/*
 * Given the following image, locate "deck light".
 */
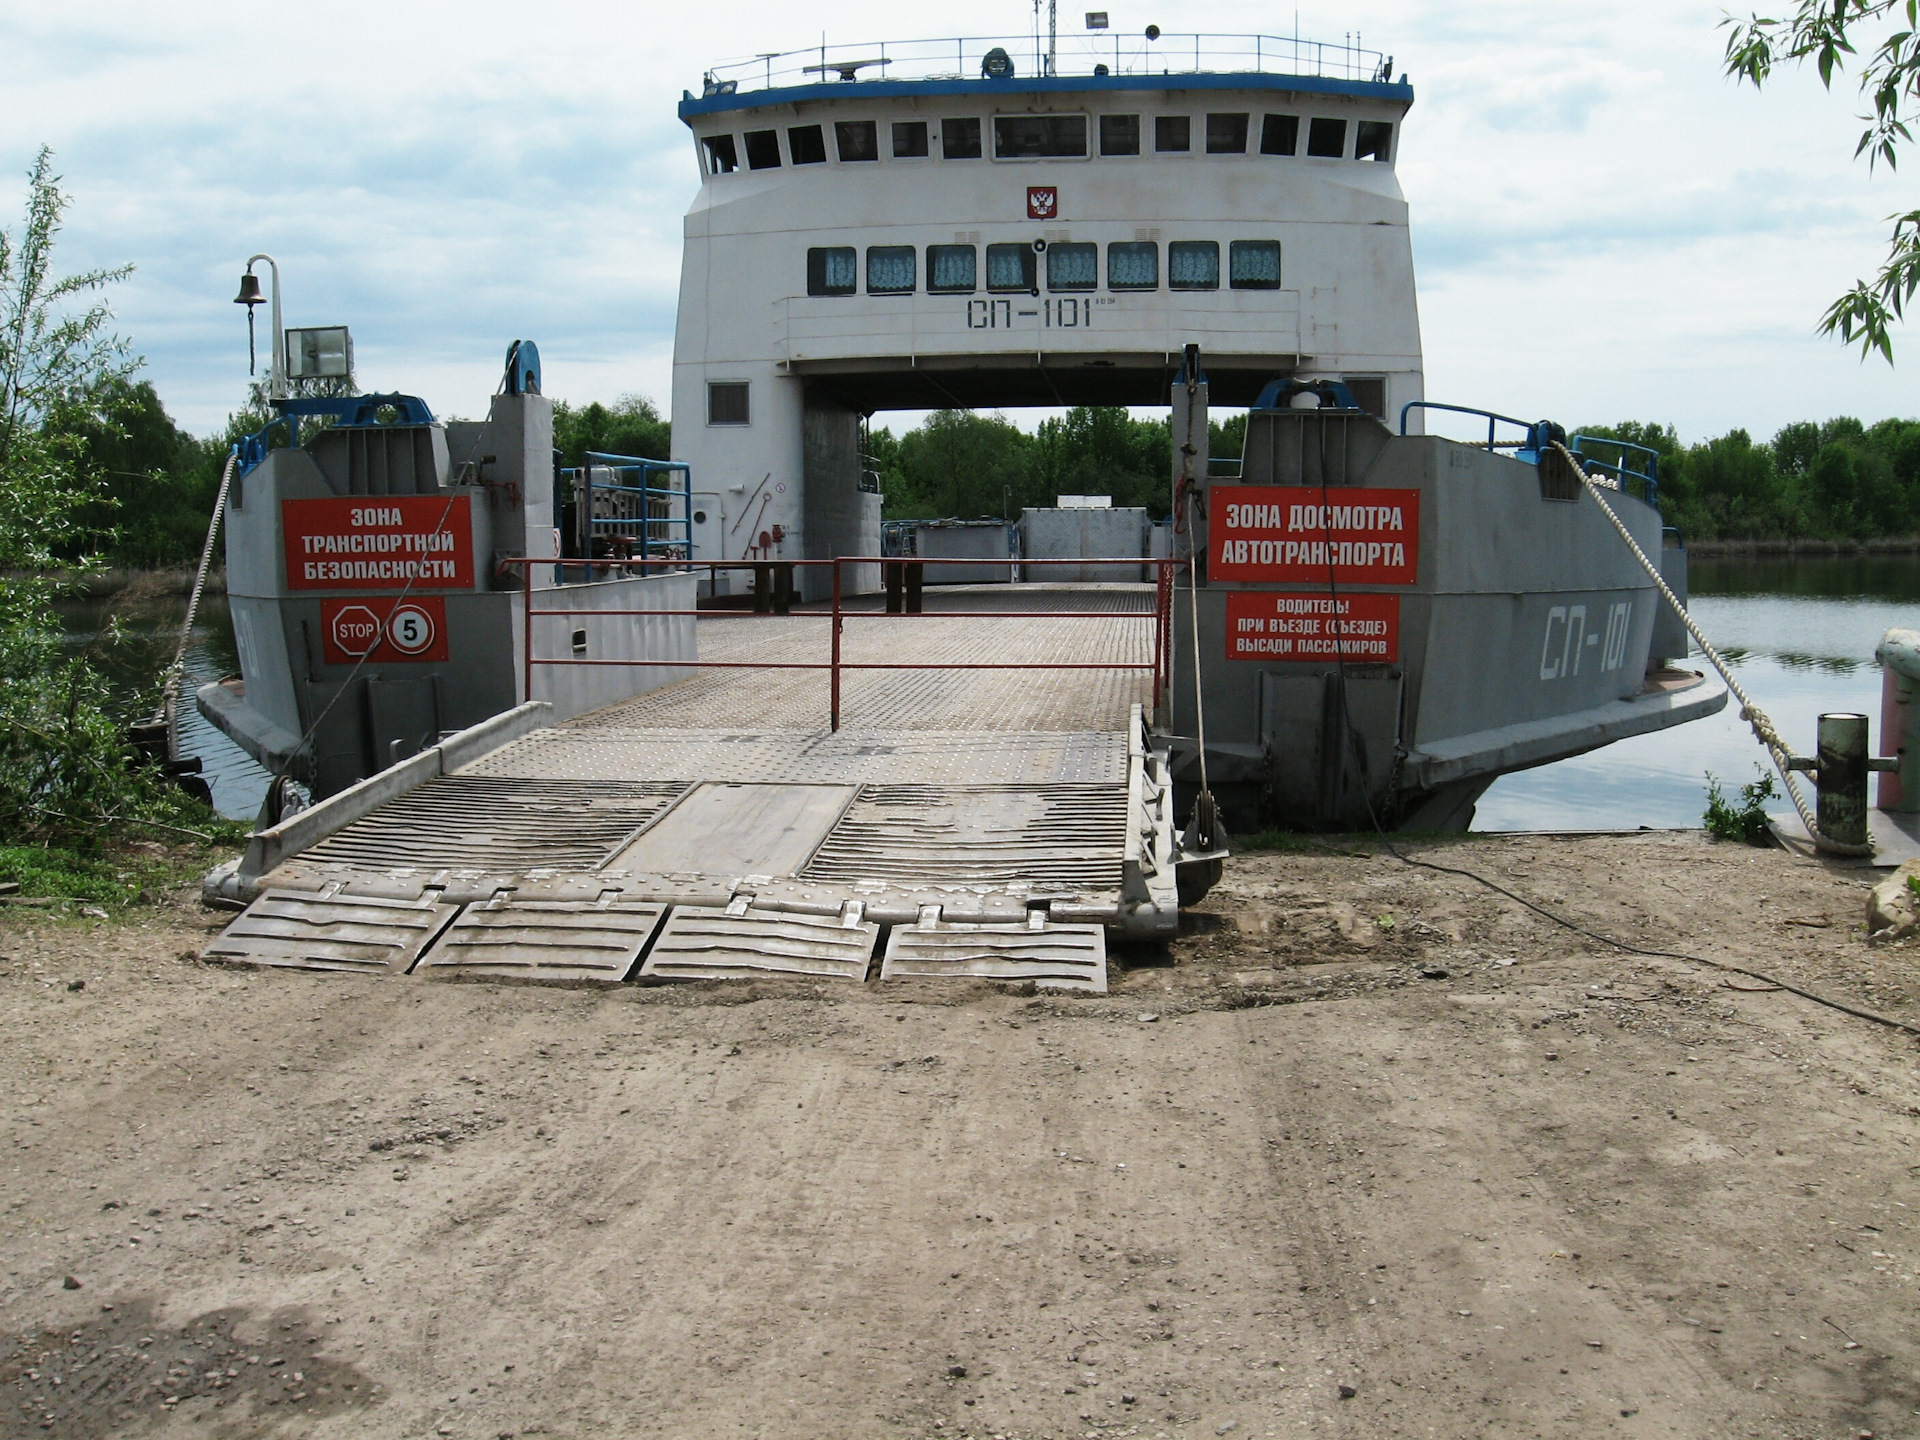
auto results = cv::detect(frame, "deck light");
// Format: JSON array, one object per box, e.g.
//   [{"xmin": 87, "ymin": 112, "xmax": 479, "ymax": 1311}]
[{"xmin": 1085, "ymin": 11, "xmax": 1108, "ymax": 27}]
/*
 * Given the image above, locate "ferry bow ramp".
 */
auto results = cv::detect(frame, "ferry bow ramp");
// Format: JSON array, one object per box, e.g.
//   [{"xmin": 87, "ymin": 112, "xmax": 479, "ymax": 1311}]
[{"xmin": 205, "ymin": 592, "xmax": 1186, "ymax": 989}]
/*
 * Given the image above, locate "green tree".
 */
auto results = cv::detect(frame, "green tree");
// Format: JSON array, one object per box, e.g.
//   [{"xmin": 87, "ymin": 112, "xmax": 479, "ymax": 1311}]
[
  {"xmin": 0, "ymin": 148, "xmax": 212, "ymax": 842},
  {"xmin": 887, "ymin": 409, "xmax": 1032, "ymax": 518},
  {"xmin": 1724, "ymin": 3, "xmax": 1920, "ymax": 360},
  {"xmin": 552, "ymin": 395, "xmax": 670, "ymax": 469}
]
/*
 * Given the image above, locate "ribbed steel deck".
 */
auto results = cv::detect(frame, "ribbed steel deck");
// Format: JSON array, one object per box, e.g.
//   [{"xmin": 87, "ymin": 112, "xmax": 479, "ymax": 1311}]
[{"xmin": 211, "ymin": 589, "xmax": 1183, "ymax": 987}]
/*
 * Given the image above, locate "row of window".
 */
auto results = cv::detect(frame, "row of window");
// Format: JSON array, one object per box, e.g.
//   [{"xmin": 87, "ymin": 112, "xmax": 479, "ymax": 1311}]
[
  {"xmin": 805, "ymin": 239, "xmax": 1281, "ymax": 297},
  {"xmin": 702, "ymin": 111, "xmax": 1392, "ymax": 175}
]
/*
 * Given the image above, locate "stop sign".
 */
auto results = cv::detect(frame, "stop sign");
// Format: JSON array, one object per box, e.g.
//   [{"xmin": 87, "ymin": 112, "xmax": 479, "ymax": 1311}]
[{"xmin": 329, "ymin": 603, "xmax": 383, "ymax": 657}]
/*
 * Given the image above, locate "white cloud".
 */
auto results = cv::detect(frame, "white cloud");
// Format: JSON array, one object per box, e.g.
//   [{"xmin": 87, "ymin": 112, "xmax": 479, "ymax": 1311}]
[{"xmin": 1, "ymin": 0, "xmax": 1914, "ymax": 440}]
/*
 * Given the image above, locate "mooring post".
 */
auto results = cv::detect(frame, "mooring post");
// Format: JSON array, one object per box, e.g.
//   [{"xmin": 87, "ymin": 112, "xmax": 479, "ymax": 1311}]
[{"xmin": 829, "ymin": 558, "xmax": 842, "ymax": 733}]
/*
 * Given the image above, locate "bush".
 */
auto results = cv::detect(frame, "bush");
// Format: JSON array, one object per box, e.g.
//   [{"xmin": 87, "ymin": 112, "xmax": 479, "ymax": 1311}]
[{"xmin": 1703, "ymin": 769, "xmax": 1778, "ymax": 845}]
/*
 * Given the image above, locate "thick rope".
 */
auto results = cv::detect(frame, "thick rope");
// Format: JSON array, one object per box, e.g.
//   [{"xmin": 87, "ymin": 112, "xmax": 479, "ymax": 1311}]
[
  {"xmin": 1552, "ymin": 440, "xmax": 1870, "ymax": 857},
  {"xmin": 150, "ymin": 449, "xmax": 237, "ymax": 731}
]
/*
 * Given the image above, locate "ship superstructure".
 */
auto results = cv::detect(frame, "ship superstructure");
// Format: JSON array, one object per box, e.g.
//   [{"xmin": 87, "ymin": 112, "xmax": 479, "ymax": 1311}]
[{"xmin": 672, "ymin": 32, "xmax": 1420, "ymax": 596}]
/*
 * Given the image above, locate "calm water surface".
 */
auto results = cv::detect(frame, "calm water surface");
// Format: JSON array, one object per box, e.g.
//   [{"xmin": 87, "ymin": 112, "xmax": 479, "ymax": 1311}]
[
  {"xmin": 56, "ymin": 590, "xmax": 269, "ymax": 821},
  {"xmin": 1474, "ymin": 556, "xmax": 1920, "ymax": 831}
]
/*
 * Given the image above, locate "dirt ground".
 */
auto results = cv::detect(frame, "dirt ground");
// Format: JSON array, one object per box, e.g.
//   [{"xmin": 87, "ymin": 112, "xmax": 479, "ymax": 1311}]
[{"xmin": 3, "ymin": 831, "xmax": 1919, "ymax": 1440}]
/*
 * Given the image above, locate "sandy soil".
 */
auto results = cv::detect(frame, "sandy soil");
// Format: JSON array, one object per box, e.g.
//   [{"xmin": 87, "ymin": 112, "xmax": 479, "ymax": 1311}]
[{"xmin": 3, "ymin": 831, "xmax": 1918, "ymax": 1440}]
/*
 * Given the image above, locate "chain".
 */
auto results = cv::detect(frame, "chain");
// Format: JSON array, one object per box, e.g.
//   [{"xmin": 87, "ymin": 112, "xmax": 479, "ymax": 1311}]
[{"xmin": 1550, "ymin": 440, "xmax": 1870, "ymax": 857}]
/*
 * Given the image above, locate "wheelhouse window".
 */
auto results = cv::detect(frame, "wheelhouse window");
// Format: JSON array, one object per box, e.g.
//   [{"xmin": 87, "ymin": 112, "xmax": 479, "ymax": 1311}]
[
  {"xmin": 1205, "ymin": 113, "xmax": 1249, "ymax": 154},
  {"xmin": 893, "ymin": 120, "xmax": 929, "ymax": 158},
  {"xmin": 986, "ymin": 243, "xmax": 1037, "ymax": 292},
  {"xmin": 1106, "ymin": 240, "xmax": 1158, "ymax": 291},
  {"xmin": 835, "ymin": 121, "xmax": 879, "ymax": 161},
  {"xmin": 1260, "ymin": 114, "xmax": 1298, "ymax": 156},
  {"xmin": 1046, "ymin": 242, "xmax": 1097, "ymax": 291},
  {"xmin": 788, "ymin": 124, "xmax": 827, "ymax": 165},
  {"xmin": 993, "ymin": 114, "xmax": 1088, "ymax": 158},
  {"xmin": 1306, "ymin": 117, "xmax": 1348, "ymax": 158},
  {"xmin": 701, "ymin": 135, "xmax": 738, "ymax": 175},
  {"xmin": 1099, "ymin": 114, "xmax": 1140, "ymax": 156},
  {"xmin": 1155, "ymin": 116, "xmax": 1190, "ymax": 153},
  {"xmin": 867, "ymin": 245, "xmax": 917, "ymax": 294},
  {"xmin": 1229, "ymin": 240, "xmax": 1281, "ymax": 289},
  {"xmin": 707, "ymin": 382, "xmax": 749, "ymax": 426},
  {"xmin": 1344, "ymin": 377, "xmax": 1387, "ymax": 418},
  {"xmin": 806, "ymin": 246, "xmax": 857, "ymax": 296},
  {"xmin": 928, "ymin": 244, "xmax": 978, "ymax": 293},
  {"xmin": 1168, "ymin": 240, "xmax": 1219, "ymax": 290},
  {"xmin": 943, "ymin": 118, "xmax": 983, "ymax": 159},
  {"xmin": 743, "ymin": 130, "xmax": 781, "ymax": 170},
  {"xmin": 1355, "ymin": 120, "xmax": 1394, "ymax": 162}
]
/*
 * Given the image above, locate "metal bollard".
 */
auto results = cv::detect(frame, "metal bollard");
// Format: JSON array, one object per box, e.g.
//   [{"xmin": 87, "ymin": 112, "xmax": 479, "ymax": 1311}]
[{"xmin": 1815, "ymin": 713, "xmax": 1872, "ymax": 848}]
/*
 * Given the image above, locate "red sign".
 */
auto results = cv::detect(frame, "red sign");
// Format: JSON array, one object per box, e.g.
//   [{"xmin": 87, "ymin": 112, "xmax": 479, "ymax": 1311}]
[
  {"xmin": 1027, "ymin": 185, "xmax": 1058, "ymax": 219},
  {"xmin": 320, "ymin": 596, "xmax": 449, "ymax": 665},
  {"xmin": 282, "ymin": 496, "xmax": 473, "ymax": 591},
  {"xmin": 1211, "ymin": 486, "xmax": 1419, "ymax": 585},
  {"xmin": 1225, "ymin": 591, "xmax": 1400, "ymax": 663}
]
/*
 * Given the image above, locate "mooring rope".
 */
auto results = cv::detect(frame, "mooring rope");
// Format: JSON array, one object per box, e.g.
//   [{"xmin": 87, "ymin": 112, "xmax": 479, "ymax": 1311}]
[
  {"xmin": 149, "ymin": 449, "xmax": 238, "ymax": 734},
  {"xmin": 1551, "ymin": 440, "xmax": 1870, "ymax": 857}
]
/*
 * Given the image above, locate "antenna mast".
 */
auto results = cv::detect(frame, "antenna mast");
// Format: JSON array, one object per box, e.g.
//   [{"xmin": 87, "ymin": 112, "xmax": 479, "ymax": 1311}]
[{"xmin": 1048, "ymin": 0, "xmax": 1057, "ymax": 75}]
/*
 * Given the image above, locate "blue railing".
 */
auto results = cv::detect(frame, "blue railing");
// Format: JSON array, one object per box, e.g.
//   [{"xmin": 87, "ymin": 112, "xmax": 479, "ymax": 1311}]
[
  {"xmin": 1399, "ymin": 402, "xmax": 1567, "ymax": 464},
  {"xmin": 571, "ymin": 452, "xmax": 694, "ymax": 568},
  {"xmin": 1572, "ymin": 434, "xmax": 1660, "ymax": 507}
]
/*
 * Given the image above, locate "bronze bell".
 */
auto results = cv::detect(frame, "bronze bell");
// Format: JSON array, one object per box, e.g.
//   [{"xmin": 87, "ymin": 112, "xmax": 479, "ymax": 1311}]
[{"xmin": 233, "ymin": 271, "xmax": 265, "ymax": 307}]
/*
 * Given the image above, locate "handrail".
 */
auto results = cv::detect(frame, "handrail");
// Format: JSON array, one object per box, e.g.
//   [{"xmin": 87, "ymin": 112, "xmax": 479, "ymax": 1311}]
[
  {"xmin": 499, "ymin": 554, "xmax": 1180, "ymax": 732},
  {"xmin": 1572, "ymin": 433, "xmax": 1660, "ymax": 508},
  {"xmin": 702, "ymin": 31, "xmax": 1391, "ymax": 95},
  {"xmin": 1399, "ymin": 400, "xmax": 1539, "ymax": 449}
]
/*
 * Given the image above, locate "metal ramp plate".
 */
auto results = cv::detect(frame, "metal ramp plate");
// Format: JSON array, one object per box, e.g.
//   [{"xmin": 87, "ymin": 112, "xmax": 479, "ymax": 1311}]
[
  {"xmin": 205, "ymin": 888, "xmax": 459, "ymax": 974},
  {"xmin": 639, "ymin": 905, "xmax": 878, "ymax": 982},
  {"xmin": 880, "ymin": 923, "xmax": 1108, "ymax": 993},
  {"xmin": 415, "ymin": 899, "xmax": 667, "ymax": 983}
]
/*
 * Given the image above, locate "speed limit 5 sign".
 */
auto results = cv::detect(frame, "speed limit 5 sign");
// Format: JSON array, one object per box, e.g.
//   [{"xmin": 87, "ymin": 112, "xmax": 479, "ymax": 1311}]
[{"xmin": 320, "ymin": 596, "xmax": 450, "ymax": 665}]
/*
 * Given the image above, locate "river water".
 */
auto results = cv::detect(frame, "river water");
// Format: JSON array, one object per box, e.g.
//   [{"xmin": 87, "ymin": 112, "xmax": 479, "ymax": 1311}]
[
  {"xmin": 1475, "ymin": 556, "xmax": 1920, "ymax": 831},
  {"xmin": 57, "ymin": 556, "xmax": 1920, "ymax": 829}
]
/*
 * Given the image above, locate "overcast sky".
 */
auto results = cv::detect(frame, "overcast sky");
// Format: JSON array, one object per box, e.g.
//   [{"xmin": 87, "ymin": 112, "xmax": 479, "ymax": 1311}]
[{"xmin": 2, "ymin": 0, "xmax": 1913, "ymax": 442}]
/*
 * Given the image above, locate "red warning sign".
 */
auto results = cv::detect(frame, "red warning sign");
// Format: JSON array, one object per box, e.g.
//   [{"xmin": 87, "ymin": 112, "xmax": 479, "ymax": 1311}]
[
  {"xmin": 320, "ymin": 596, "xmax": 449, "ymax": 665},
  {"xmin": 283, "ymin": 496, "xmax": 473, "ymax": 591},
  {"xmin": 1211, "ymin": 486, "xmax": 1419, "ymax": 585},
  {"xmin": 1225, "ymin": 591, "xmax": 1399, "ymax": 663}
]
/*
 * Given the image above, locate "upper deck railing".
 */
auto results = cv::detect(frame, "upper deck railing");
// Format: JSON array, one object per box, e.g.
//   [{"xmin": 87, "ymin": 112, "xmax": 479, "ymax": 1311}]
[{"xmin": 700, "ymin": 32, "xmax": 1393, "ymax": 98}]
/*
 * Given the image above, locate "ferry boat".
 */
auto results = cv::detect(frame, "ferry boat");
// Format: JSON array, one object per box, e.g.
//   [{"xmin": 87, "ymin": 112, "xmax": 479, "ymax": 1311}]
[{"xmin": 195, "ymin": 22, "xmax": 1726, "ymax": 981}]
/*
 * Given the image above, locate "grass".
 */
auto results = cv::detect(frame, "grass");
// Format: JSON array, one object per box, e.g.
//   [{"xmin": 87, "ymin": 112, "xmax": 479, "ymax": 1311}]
[{"xmin": 0, "ymin": 833, "xmax": 245, "ymax": 910}]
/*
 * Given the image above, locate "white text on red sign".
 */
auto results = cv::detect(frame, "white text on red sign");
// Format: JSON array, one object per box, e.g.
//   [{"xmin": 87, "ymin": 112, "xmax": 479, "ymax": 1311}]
[{"xmin": 1210, "ymin": 485, "xmax": 1420, "ymax": 585}]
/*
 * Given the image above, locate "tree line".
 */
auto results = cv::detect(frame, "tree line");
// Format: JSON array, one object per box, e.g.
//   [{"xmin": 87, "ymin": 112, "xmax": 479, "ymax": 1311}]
[{"xmin": 66, "ymin": 392, "xmax": 1920, "ymax": 567}]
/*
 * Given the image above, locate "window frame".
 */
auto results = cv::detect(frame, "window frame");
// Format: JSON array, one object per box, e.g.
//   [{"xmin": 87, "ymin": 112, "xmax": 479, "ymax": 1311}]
[
  {"xmin": 1099, "ymin": 113, "xmax": 1141, "ymax": 156},
  {"xmin": 1259, "ymin": 114, "xmax": 1299, "ymax": 157},
  {"xmin": 700, "ymin": 134, "xmax": 739, "ymax": 176},
  {"xmin": 1106, "ymin": 240, "xmax": 1159, "ymax": 292},
  {"xmin": 1355, "ymin": 119, "xmax": 1394, "ymax": 163},
  {"xmin": 927, "ymin": 244, "xmax": 979, "ymax": 295},
  {"xmin": 1228, "ymin": 239, "xmax": 1282, "ymax": 290},
  {"xmin": 892, "ymin": 120, "xmax": 930, "ymax": 159},
  {"xmin": 743, "ymin": 129, "xmax": 781, "ymax": 170},
  {"xmin": 1154, "ymin": 115, "xmax": 1191, "ymax": 154},
  {"xmin": 1306, "ymin": 116, "xmax": 1349, "ymax": 159},
  {"xmin": 806, "ymin": 246, "xmax": 858, "ymax": 297},
  {"xmin": 835, "ymin": 120, "xmax": 880, "ymax": 162},
  {"xmin": 865, "ymin": 244, "xmax": 918, "ymax": 295},
  {"xmin": 788, "ymin": 124, "xmax": 828, "ymax": 165},
  {"xmin": 1168, "ymin": 240, "xmax": 1220, "ymax": 291},
  {"xmin": 707, "ymin": 381, "xmax": 750, "ymax": 427},
  {"xmin": 1045, "ymin": 242, "xmax": 1098, "ymax": 292},
  {"xmin": 942, "ymin": 117, "xmax": 984, "ymax": 159},
  {"xmin": 992, "ymin": 113, "xmax": 1090, "ymax": 161},
  {"xmin": 1204, "ymin": 113, "xmax": 1250, "ymax": 155},
  {"xmin": 985, "ymin": 242, "xmax": 1038, "ymax": 293}
]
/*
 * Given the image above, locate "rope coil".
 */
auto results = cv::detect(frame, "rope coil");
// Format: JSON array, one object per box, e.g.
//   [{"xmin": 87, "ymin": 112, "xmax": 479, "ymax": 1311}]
[{"xmin": 1552, "ymin": 440, "xmax": 1870, "ymax": 857}]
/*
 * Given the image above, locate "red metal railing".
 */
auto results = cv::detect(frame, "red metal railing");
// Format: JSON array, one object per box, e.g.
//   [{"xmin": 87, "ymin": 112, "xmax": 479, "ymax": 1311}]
[{"xmin": 497, "ymin": 554, "xmax": 1182, "ymax": 730}]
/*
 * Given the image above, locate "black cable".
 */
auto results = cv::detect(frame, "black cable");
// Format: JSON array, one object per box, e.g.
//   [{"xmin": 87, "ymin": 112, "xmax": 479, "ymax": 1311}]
[{"xmin": 1315, "ymin": 414, "xmax": 1920, "ymax": 1043}]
